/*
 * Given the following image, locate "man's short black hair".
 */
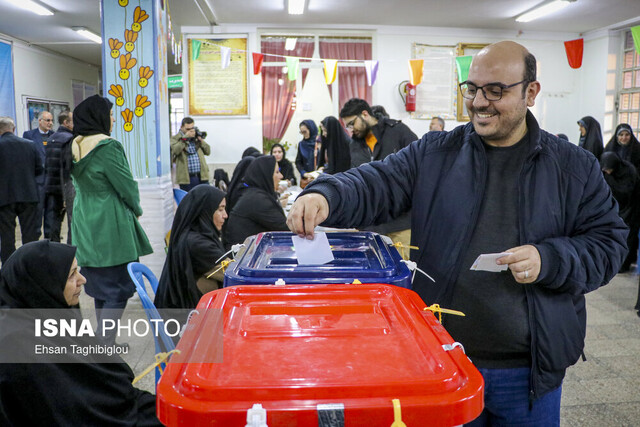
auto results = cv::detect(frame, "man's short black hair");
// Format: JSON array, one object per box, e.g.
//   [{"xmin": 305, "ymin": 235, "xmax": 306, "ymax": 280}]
[
  {"xmin": 58, "ymin": 111, "xmax": 71, "ymax": 126},
  {"xmin": 522, "ymin": 52, "xmax": 536, "ymax": 96},
  {"xmin": 181, "ymin": 117, "xmax": 194, "ymax": 127},
  {"xmin": 340, "ymin": 98, "xmax": 372, "ymax": 118}
]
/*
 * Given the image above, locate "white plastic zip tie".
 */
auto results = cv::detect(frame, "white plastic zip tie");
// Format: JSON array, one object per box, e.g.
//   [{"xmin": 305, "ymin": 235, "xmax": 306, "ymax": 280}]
[
  {"xmin": 179, "ymin": 309, "xmax": 200, "ymax": 337},
  {"xmin": 442, "ymin": 342, "xmax": 465, "ymax": 353},
  {"xmin": 215, "ymin": 243, "xmax": 245, "ymax": 265},
  {"xmin": 401, "ymin": 259, "xmax": 436, "ymax": 283},
  {"xmin": 232, "ymin": 243, "xmax": 245, "ymax": 257},
  {"xmin": 245, "ymin": 403, "xmax": 268, "ymax": 427}
]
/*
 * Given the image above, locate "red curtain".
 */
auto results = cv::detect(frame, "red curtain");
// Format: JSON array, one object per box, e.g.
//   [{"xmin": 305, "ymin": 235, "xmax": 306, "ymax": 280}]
[
  {"xmin": 319, "ymin": 39, "xmax": 372, "ymax": 108},
  {"xmin": 262, "ymin": 38, "xmax": 314, "ymax": 141}
]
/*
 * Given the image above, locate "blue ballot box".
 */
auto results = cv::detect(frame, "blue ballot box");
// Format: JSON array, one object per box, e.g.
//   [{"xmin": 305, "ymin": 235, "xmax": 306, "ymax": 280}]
[{"xmin": 223, "ymin": 231, "xmax": 413, "ymax": 288}]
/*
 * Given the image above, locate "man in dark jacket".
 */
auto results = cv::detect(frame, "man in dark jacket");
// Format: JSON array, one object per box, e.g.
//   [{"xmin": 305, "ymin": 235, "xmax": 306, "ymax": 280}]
[
  {"xmin": 0, "ymin": 117, "xmax": 44, "ymax": 263},
  {"xmin": 340, "ymin": 99, "xmax": 417, "ymax": 249},
  {"xmin": 43, "ymin": 111, "xmax": 75, "ymax": 243},
  {"xmin": 288, "ymin": 41, "xmax": 628, "ymax": 425},
  {"xmin": 22, "ymin": 110, "xmax": 52, "ymax": 235}
]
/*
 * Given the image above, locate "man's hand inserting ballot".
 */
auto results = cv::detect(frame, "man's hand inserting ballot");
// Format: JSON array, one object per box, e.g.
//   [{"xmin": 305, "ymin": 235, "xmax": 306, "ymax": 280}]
[{"xmin": 286, "ymin": 193, "xmax": 329, "ymax": 239}]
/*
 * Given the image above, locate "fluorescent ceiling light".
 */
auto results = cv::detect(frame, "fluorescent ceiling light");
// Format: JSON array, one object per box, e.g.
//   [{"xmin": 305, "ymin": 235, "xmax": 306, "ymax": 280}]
[
  {"xmin": 73, "ymin": 27, "xmax": 102, "ymax": 44},
  {"xmin": 288, "ymin": 0, "xmax": 305, "ymax": 15},
  {"xmin": 516, "ymin": 0, "xmax": 572, "ymax": 23},
  {"xmin": 285, "ymin": 37, "xmax": 297, "ymax": 51},
  {"xmin": 7, "ymin": 0, "xmax": 54, "ymax": 16}
]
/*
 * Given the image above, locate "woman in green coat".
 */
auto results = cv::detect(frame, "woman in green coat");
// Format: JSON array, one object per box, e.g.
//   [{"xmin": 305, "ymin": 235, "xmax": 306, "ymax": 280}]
[{"xmin": 71, "ymin": 95, "xmax": 152, "ymax": 347}]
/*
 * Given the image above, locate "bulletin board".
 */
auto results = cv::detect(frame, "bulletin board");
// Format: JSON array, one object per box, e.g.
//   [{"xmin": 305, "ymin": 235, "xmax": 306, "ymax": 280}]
[
  {"xmin": 411, "ymin": 43, "xmax": 456, "ymax": 120},
  {"xmin": 186, "ymin": 35, "xmax": 248, "ymax": 116}
]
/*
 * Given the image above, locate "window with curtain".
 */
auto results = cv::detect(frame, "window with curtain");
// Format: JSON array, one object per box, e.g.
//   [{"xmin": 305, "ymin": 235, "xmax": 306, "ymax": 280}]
[
  {"xmin": 618, "ymin": 30, "xmax": 640, "ymax": 134},
  {"xmin": 260, "ymin": 34, "xmax": 373, "ymax": 143},
  {"xmin": 261, "ymin": 36, "xmax": 314, "ymax": 142},
  {"xmin": 319, "ymin": 36, "xmax": 372, "ymax": 108}
]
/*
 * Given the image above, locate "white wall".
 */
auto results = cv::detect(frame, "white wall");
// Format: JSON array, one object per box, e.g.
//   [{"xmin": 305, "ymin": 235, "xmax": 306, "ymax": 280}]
[
  {"xmin": 373, "ymin": 27, "xmax": 588, "ymax": 140},
  {"xmin": 10, "ymin": 38, "xmax": 100, "ymax": 134},
  {"xmin": 578, "ymin": 34, "xmax": 610, "ymax": 140},
  {"xmin": 182, "ymin": 23, "xmax": 617, "ymax": 167}
]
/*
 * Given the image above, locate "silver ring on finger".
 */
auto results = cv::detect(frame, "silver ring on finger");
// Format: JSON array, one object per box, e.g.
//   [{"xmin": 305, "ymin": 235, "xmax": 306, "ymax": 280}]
[{"xmin": 524, "ymin": 270, "xmax": 529, "ymax": 279}]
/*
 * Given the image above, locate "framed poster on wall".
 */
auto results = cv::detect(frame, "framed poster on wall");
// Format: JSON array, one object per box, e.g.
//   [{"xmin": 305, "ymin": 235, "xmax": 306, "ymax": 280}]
[
  {"xmin": 185, "ymin": 35, "xmax": 248, "ymax": 116},
  {"xmin": 456, "ymin": 43, "xmax": 489, "ymax": 122}
]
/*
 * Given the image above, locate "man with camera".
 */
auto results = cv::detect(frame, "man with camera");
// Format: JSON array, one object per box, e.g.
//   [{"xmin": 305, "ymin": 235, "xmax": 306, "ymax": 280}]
[{"xmin": 171, "ymin": 117, "xmax": 211, "ymax": 191}]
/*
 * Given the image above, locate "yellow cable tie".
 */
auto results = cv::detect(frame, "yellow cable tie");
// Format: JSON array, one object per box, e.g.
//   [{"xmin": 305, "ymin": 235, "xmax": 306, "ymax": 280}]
[
  {"xmin": 424, "ymin": 304, "xmax": 465, "ymax": 323},
  {"xmin": 391, "ymin": 398, "xmax": 407, "ymax": 427},
  {"xmin": 132, "ymin": 349, "xmax": 181, "ymax": 385},
  {"xmin": 206, "ymin": 259, "xmax": 231, "ymax": 278},
  {"xmin": 392, "ymin": 242, "xmax": 419, "ymax": 260},
  {"xmin": 351, "ymin": 279, "xmax": 362, "ymax": 284},
  {"xmin": 392, "ymin": 242, "xmax": 419, "ymax": 250}
]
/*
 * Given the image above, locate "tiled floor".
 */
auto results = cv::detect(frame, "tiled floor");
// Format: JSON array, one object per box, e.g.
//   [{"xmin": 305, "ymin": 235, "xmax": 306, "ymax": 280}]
[{"xmin": 561, "ymin": 271, "xmax": 640, "ymax": 427}]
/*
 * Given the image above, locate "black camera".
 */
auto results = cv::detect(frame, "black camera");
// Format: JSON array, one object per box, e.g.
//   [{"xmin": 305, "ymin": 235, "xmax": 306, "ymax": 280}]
[{"xmin": 195, "ymin": 127, "xmax": 207, "ymax": 139}]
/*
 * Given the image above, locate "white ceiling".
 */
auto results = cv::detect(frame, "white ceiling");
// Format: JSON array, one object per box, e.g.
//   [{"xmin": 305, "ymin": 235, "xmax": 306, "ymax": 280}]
[{"xmin": 1, "ymin": 0, "xmax": 640, "ymax": 75}]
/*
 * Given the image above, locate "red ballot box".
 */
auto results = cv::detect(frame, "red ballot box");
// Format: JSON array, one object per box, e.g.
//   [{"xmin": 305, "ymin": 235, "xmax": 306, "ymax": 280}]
[{"xmin": 157, "ymin": 284, "xmax": 484, "ymax": 426}]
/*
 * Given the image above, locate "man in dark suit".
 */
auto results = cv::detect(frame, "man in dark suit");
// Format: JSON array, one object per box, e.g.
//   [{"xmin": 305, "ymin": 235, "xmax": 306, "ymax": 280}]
[
  {"xmin": 22, "ymin": 111, "xmax": 52, "ymax": 236},
  {"xmin": 0, "ymin": 117, "xmax": 44, "ymax": 263}
]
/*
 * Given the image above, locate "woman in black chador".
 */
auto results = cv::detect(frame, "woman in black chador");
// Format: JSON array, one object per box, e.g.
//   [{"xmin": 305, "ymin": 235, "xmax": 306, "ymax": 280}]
[{"xmin": 0, "ymin": 240, "xmax": 160, "ymax": 426}]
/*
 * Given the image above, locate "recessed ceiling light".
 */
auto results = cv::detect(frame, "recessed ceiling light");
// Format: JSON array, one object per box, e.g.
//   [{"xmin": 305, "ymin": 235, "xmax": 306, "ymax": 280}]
[
  {"xmin": 288, "ymin": 0, "xmax": 305, "ymax": 15},
  {"xmin": 516, "ymin": 0, "xmax": 573, "ymax": 23},
  {"xmin": 73, "ymin": 27, "xmax": 102, "ymax": 44},
  {"xmin": 7, "ymin": 0, "xmax": 54, "ymax": 16}
]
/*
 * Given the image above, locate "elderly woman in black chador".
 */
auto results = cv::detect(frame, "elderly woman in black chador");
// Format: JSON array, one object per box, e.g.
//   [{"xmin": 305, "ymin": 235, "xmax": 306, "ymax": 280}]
[
  {"xmin": 604, "ymin": 123, "xmax": 640, "ymax": 172},
  {"xmin": 0, "ymin": 240, "xmax": 160, "ymax": 426},
  {"xmin": 318, "ymin": 116, "xmax": 352, "ymax": 174},
  {"xmin": 155, "ymin": 185, "xmax": 228, "ymax": 311},
  {"xmin": 225, "ymin": 156, "xmax": 289, "ymax": 246}
]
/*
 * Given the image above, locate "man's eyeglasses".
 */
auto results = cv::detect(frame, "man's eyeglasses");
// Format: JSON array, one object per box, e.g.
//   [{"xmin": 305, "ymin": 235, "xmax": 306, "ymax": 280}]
[
  {"xmin": 459, "ymin": 79, "xmax": 529, "ymax": 101},
  {"xmin": 41, "ymin": 118, "xmax": 53, "ymax": 122},
  {"xmin": 344, "ymin": 115, "xmax": 361, "ymax": 130}
]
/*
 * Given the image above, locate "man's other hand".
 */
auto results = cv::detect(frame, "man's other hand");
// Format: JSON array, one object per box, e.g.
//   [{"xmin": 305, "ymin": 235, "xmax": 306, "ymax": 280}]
[{"xmin": 497, "ymin": 245, "xmax": 542, "ymax": 284}]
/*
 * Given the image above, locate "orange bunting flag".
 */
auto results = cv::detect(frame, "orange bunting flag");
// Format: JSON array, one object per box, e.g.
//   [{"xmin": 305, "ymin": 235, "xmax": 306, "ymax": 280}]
[
  {"xmin": 408, "ymin": 59, "xmax": 424, "ymax": 86},
  {"xmin": 323, "ymin": 59, "xmax": 338, "ymax": 85},
  {"xmin": 252, "ymin": 52, "xmax": 264, "ymax": 75}
]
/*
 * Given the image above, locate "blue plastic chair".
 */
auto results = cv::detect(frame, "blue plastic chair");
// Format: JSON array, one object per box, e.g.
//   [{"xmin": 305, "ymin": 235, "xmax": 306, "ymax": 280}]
[
  {"xmin": 127, "ymin": 262, "xmax": 175, "ymax": 384},
  {"xmin": 173, "ymin": 188, "xmax": 188, "ymax": 205}
]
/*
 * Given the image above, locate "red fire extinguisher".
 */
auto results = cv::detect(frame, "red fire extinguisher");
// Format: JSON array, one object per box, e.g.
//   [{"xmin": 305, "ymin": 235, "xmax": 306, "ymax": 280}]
[{"xmin": 399, "ymin": 81, "xmax": 416, "ymax": 112}]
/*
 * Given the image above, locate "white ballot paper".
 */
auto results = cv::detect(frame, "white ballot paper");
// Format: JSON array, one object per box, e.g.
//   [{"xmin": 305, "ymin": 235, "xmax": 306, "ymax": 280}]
[
  {"xmin": 470, "ymin": 252, "xmax": 512, "ymax": 272},
  {"xmin": 292, "ymin": 232, "xmax": 335, "ymax": 265}
]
